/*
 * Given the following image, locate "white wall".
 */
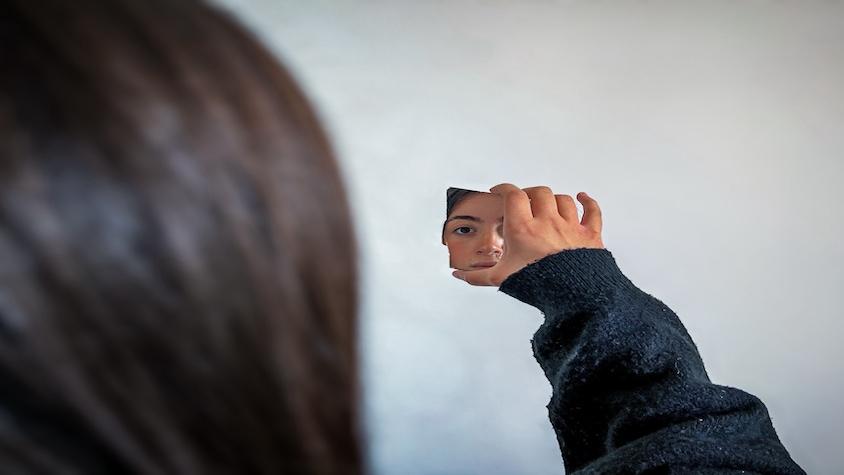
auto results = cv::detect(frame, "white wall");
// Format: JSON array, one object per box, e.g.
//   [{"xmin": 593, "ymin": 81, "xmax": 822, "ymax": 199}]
[{"xmin": 214, "ymin": 1, "xmax": 844, "ymax": 473}]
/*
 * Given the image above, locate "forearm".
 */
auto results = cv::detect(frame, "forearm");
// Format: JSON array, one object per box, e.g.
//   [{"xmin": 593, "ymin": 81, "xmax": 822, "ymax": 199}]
[{"xmin": 499, "ymin": 248, "xmax": 803, "ymax": 474}]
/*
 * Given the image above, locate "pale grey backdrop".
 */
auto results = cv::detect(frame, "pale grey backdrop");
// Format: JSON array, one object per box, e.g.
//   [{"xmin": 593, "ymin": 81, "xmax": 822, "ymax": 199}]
[{"xmin": 213, "ymin": 1, "xmax": 843, "ymax": 473}]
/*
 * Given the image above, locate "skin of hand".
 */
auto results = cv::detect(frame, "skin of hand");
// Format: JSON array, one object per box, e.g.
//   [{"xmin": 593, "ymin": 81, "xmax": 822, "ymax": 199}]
[{"xmin": 451, "ymin": 183, "xmax": 606, "ymax": 287}]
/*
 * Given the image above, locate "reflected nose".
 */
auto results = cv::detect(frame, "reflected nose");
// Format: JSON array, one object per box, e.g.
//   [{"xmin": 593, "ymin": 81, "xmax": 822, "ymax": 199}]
[{"xmin": 476, "ymin": 228, "xmax": 504, "ymax": 257}]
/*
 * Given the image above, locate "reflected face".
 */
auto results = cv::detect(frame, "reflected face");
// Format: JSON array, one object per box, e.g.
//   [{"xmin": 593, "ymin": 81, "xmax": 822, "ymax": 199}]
[{"xmin": 442, "ymin": 192, "xmax": 505, "ymax": 271}]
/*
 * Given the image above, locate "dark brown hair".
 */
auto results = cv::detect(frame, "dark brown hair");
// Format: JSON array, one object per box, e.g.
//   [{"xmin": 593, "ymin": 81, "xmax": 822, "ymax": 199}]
[{"xmin": 0, "ymin": 0, "xmax": 362, "ymax": 473}]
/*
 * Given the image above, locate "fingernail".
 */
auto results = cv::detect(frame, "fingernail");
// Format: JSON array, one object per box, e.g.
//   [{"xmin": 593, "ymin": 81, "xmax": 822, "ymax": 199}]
[{"xmin": 452, "ymin": 271, "xmax": 463, "ymax": 280}]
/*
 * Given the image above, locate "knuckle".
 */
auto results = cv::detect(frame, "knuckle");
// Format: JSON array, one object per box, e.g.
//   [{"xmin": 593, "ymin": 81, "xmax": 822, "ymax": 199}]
[{"xmin": 559, "ymin": 194, "xmax": 574, "ymax": 202}]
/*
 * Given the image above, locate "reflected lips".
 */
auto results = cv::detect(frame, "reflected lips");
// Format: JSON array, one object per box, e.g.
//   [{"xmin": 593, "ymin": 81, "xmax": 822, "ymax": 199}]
[{"xmin": 472, "ymin": 262, "xmax": 498, "ymax": 268}]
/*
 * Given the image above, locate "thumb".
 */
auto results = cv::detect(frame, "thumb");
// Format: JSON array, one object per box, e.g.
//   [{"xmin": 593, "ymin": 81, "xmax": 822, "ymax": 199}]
[{"xmin": 452, "ymin": 268, "xmax": 497, "ymax": 286}]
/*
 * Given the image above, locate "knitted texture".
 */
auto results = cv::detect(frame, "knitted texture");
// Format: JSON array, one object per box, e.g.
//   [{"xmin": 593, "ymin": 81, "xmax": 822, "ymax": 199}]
[{"xmin": 499, "ymin": 248, "xmax": 804, "ymax": 474}]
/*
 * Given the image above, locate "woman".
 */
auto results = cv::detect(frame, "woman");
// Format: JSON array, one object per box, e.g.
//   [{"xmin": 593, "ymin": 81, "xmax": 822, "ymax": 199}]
[
  {"xmin": 441, "ymin": 187, "xmax": 505, "ymax": 271},
  {"xmin": 451, "ymin": 186, "xmax": 804, "ymax": 473},
  {"xmin": 1, "ymin": 0, "xmax": 360, "ymax": 473},
  {"xmin": 0, "ymin": 0, "xmax": 804, "ymax": 474}
]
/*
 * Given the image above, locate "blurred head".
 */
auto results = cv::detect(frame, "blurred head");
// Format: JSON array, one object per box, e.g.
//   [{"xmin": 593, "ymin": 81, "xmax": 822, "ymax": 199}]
[
  {"xmin": 0, "ymin": 0, "xmax": 362, "ymax": 473},
  {"xmin": 441, "ymin": 188, "xmax": 504, "ymax": 271}
]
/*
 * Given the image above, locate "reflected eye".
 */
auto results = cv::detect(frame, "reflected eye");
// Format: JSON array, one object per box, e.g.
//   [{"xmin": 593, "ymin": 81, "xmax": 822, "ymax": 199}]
[{"xmin": 453, "ymin": 226, "xmax": 473, "ymax": 235}]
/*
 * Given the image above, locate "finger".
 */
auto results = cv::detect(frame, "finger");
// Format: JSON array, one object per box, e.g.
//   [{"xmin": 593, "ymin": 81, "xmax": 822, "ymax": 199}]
[
  {"xmin": 577, "ymin": 192, "xmax": 602, "ymax": 233},
  {"xmin": 554, "ymin": 194, "xmax": 578, "ymax": 222},
  {"xmin": 489, "ymin": 183, "xmax": 531, "ymax": 229},
  {"xmin": 452, "ymin": 268, "xmax": 496, "ymax": 287},
  {"xmin": 489, "ymin": 183, "xmax": 521, "ymax": 195},
  {"xmin": 522, "ymin": 186, "xmax": 559, "ymax": 218}
]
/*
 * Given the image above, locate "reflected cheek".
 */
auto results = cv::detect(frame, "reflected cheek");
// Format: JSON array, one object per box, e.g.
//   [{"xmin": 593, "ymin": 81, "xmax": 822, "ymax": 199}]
[{"xmin": 446, "ymin": 239, "xmax": 474, "ymax": 262}]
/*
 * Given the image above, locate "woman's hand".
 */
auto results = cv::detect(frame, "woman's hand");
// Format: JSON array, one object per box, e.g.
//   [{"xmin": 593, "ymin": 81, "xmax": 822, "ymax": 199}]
[{"xmin": 452, "ymin": 183, "xmax": 606, "ymax": 287}]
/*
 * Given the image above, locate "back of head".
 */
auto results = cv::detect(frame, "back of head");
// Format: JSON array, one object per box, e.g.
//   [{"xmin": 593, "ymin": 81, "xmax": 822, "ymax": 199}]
[{"xmin": 0, "ymin": 0, "xmax": 361, "ymax": 473}]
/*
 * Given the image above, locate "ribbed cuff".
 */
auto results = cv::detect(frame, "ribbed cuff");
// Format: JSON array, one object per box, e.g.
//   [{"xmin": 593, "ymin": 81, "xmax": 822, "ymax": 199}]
[{"xmin": 498, "ymin": 248, "xmax": 636, "ymax": 313}]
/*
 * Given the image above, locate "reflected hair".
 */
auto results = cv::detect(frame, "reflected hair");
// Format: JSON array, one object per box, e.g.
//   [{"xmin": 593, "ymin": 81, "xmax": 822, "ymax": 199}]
[{"xmin": 0, "ymin": 0, "xmax": 362, "ymax": 474}]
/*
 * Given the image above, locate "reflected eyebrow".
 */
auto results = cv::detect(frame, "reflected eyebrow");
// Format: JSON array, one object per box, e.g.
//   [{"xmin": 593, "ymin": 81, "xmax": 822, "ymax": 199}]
[{"xmin": 446, "ymin": 215, "xmax": 504, "ymax": 224}]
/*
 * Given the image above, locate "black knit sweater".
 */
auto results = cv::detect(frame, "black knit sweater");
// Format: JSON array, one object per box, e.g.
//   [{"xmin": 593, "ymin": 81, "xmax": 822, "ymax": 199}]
[{"xmin": 498, "ymin": 248, "xmax": 804, "ymax": 474}]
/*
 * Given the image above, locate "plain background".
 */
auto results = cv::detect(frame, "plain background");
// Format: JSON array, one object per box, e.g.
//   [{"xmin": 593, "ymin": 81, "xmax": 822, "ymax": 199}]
[{"xmin": 214, "ymin": 1, "xmax": 842, "ymax": 473}]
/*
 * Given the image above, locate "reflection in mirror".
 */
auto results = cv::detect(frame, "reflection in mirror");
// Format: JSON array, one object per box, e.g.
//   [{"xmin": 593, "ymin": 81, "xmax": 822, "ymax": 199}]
[{"xmin": 441, "ymin": 187, "xmax": 505, "ymax": 271}]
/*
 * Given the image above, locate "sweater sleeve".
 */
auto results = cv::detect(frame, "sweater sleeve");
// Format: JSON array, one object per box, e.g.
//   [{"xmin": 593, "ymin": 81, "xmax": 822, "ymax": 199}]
[{"xmin": 498, "ymin": 248, "xmax": 804, "ymax": 474}]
